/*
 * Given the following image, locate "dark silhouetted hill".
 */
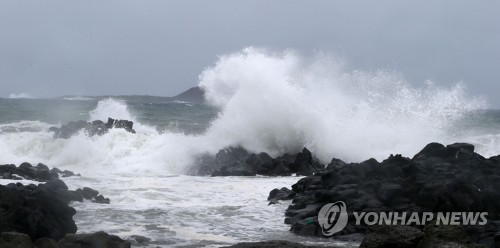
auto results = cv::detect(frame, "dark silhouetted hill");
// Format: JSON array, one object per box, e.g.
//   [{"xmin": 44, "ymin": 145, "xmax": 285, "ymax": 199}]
[{"xmin": 57, "ymin": 87, "xmax": 206, "ymax": 104}]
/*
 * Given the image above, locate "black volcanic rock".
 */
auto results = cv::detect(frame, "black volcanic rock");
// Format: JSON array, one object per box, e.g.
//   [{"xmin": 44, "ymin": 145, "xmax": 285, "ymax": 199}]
[
  {"xmin": 276, "ymin": 142, "xmax": 500, "ymax": 247},
  {"xmin": 50, "ymin": 117, "xmax": 135, "ymax": 139},
  {"xmin": 74, "ymin": 187, "xmax": 111, "ymax": 204},
  {"xmin": 0, "ymin": 182, "xmax": 77, "ymax": 240},
  {"xmin": 58, "ymin": 231, "xmax": 131, "ymax": 248},
  {"xmin": 359, "ymin": 225, "xmax": 423, "ymax": 248},
  {"xmin": 223, "ymin": 240, "xmax": 329, "ymax": 248},
  {"xmin": 0, "ymin": 162, "xmax": 114, "ymax": 242},
  {"xmin": 0, "ymin": 163, "xmax": 109, "ymax": 204},
  {"xmin": 0, "ymin": 232, "xmax": 33, "ymax": 248},
  {"xmin": 0, "ymin": 162, "xmax": 72, "ymax": 182},
  {"xmin": 0, "ymin": 231, "xmax": 131, "ymax": 248},
  {"xmin": 268, "ymin": 187, "xmax": 295, "ymax": 205},
  {"xmin": 198, "ymin": 147, "xmax": 324, "ymax": 177}
]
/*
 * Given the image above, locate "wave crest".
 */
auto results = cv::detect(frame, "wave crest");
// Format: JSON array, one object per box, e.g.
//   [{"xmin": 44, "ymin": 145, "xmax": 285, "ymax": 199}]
[{"xmin": 200, "ymin": 48, "xmax": 486, "ymax": 162}]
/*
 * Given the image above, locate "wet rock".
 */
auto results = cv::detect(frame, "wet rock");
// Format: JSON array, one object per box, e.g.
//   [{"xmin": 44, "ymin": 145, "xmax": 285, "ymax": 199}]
[
  {"xmin": 128, "ymin": 235, "xmax": 151, "ymax": 244},
  {"xmin": 0, "ymin": 183, "xmax": 77, "ymax": 240},
  {"xmin": 75, "ymin": 187, "xmax": 110, "ymax": 204},
  {"xmin": 92, "ymin": 195, "xmax": 111, "ymax": 204},
  {"xmin": 50, "ymin": 117, "xmax": 135, "ymax": 139},
  {"xmin": 207, "ymin": 147, "xmax": 324, "ymax": 176},
  {"xmin": 418, "ymin": 225, "xmax": 475, "ymax": 248},
  {"xmin": 325, "ymin": 157, "xmax": 347, "ymax": 171},
  {"xmin": 76, "ymin": 187, "xmax": 99, "ymax": 199},
  {"xmin": 359, "ymin": 225, "xmax": 423, "ymax": 248},
  {"xmin": 58, "ymin": 231, "xmax": 131, "ymax": 248},
  {"xmin": 34, "ymin": 238, "xmax": 59, "ymax": 248},
  {"xmin": 0, "ymin": 163, "xmax": 60, "ymax": 182},
  {"xmin": 289, "ymin": 148, "xmax": 324, "ymax": 176},
  {"xmin": 223, "ymin": 240, "xmax": 330, "ymax": 248},
  {"xmin": 268, "ymin": 187, "xmax": 295, "ymax": 205},
  {"xmin": 50, "ymin": 167, "xmax": 81, "ymax": 178},
  {"xmin": 0, "ymin": 232, "xmax": 33, "ymax": 248},
  {"xmin": 274, "ymin": 142, "xmax": 500, "ymax": 247}
]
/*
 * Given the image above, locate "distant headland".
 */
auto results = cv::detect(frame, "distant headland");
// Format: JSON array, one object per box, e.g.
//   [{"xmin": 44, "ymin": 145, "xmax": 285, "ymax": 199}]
[{"xmin": 56, "ymin": 86, "xmax": 206, "ymax": 104}]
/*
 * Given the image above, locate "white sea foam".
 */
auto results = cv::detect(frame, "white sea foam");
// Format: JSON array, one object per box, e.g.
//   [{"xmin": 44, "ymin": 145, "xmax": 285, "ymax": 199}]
[
  {"xmin": 8, "ymin": 92, "xmax": 33, "ymax": 99},
  {"xmin": 63, "ymin": 96, "xmax": 95, "ymax": 101},
  {"xmin": 199, "ymin": 48, "xmax": 488, "ymax": 162},
  {"xmin": 0, "ymin": 48, "xmax": 498, "ymax": 247},
  {"xmin": 0, "ymin": 48, "xmax": 496, "ymax": 175},
  {"xmin": 62, "ymin": 175, "xmax": 341, "ymax": 247}
]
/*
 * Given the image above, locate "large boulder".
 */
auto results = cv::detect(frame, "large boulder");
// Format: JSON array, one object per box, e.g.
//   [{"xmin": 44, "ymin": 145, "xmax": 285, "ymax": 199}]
[
  {"xmin": 0, "ymin": 182, "xmax": 77, "ymax": 240},
  {"xmin": 268, "ymin": 187, "xmax": 295, "ymax": 205},
  {"xmin": 0, "ymin": 164, "xmax": 112, "ymax": 240}
]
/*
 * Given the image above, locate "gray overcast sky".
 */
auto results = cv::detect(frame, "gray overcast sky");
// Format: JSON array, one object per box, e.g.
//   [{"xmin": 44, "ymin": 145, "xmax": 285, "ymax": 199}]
[{"xmin": 1, "ymin": 1, "xmax": 499, "ymax": 106}]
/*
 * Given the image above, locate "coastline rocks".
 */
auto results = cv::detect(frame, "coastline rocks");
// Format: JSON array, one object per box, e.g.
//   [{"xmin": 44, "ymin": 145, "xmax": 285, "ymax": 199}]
[
  {"xmin": 50, "ymin": 117, "xmax": 135, "ymax": 139},
  {"xmin": 1, "ymin": 162, "xmax": 80, "ymax": 182},
  {"xmin": 0, "ymin": 163, "xmax": 112, "ymax": 241},
  {"xmin": 0, "ymin": 232, "xmax": 33, "ymax": 248},
  {"xmin": 268, "ymin": 187, "xmax": 295, "ymax": 205},
  {"xmin": 0, "ymin": 163, "xmax": 109, "ymax": 204},
  {"xmin": 1, "ymin": 163, "xmax": 62, "ymax": 182},
  {"xmin": 75, "ymin": 187, "xmax": 110, "ymax": 204},
  {"xmin": 360, "ymin": 225, "xmax": 479, "ymax": 248},
  {"xmin": 359, "ymin": 225, "xmax": 423, "ymax": 248},
  {"xmin": 278, "ymin": 142, "xmax": 500, "ymax": 246},
  {"xmin": 0, "ymin": 231, "xmax": 131, "ymax": 248},
  {"xmin": 0, "ymin": 182, "xmax": 77, "ymax": 240},
  {"xmin": 195, "ymin": 147, "xmax": 324, "ymax": 176},
  {"xmin": 58, "ymin": 231, "xmax": 131, "ymax": 248},
  {"xmin": 223, "ymin": 240, "xmax": 331, "ymax": 248}
]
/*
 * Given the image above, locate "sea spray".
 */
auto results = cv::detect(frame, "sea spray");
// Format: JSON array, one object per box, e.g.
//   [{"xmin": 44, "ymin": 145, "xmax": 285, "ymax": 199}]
[
  {"xmin": 199, "ymin": 47, "xmax": 487, "ymax": 162},
  {"xmin": 0, "ymin": 48, "xmax": 492, "ymax": 175}
]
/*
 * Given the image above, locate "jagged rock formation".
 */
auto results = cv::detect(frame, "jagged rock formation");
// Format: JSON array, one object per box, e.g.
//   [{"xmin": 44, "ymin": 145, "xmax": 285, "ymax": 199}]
[
  {"xmin": 49, "ymin": 118, "xmax": 135, "ymax": 139},
  {"xmin": 192, "ymin": 147, "xmax": 324, "ymax": 176},
  {"xmin": 271, "ymin": 142, "xmax": 500, "ymax": 247}
]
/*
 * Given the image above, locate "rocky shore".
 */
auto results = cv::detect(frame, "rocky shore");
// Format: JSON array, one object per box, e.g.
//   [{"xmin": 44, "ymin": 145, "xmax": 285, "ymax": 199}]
[
  {"xmin": 0, "ymin": 163, "xmax": 127, "ymax": 248},
  {"xmin": 265, "ymin": 142, "xmax": 500, "ymax": 248},
  {"xmin": 49, "ymin": 117, "xmax": 136, "ymax": 139},
  {"xmin": 2, "ymin": 140, "xmax": 499, "ymax": 247},
  {"xmin": 192, "ymin": 147, "xmax": 323, "ymax": 176}
]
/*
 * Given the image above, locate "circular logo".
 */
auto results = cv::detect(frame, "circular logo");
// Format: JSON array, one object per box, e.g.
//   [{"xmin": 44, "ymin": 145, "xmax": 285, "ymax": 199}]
[{"xmin": 317, "ymin": 201, "xmax": 348, "ymax": 236}]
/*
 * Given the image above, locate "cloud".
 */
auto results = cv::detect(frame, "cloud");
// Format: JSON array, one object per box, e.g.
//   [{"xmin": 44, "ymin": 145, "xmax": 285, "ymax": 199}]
[{"xmin": 0, "ymin": 1, "xmax": 499, "ymax": 106}]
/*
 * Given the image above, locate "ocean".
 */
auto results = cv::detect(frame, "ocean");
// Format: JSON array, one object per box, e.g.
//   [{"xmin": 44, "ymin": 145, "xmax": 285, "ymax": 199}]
[{"xmin": 1, "ymin": 49, "xmax": 499, "ymax": 247}]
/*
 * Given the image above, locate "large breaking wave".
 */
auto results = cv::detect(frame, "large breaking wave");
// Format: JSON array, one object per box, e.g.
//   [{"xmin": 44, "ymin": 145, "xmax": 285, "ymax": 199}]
[
  {"xmin": 200, "ymin": 48, "xmax": 487, "ymax": 162},
  {"xmin": 0, "ymin": 48, "xmax": 493, "ymax": 174}
]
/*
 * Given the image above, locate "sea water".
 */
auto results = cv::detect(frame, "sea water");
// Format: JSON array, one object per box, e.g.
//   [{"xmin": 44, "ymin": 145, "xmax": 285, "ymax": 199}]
[{"xmin": 1, "ymin": 48, "xmax": 499, "ymax": 247}]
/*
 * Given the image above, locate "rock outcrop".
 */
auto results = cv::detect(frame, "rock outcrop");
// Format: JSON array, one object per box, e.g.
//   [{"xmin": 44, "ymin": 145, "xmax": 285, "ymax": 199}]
[
  {"xmin": 0, "ymin": 163, "xmax": 109, "ymax": 204},
  {"xmin": 0, "ymin": 163, "xmax": 111, "ymax": 242},
  {"xmin": 0, "ymin": 162, "xmax": 64, "ymax": 181},
  {"xmin": 223, "ymin": 240, "xmax": 331, "ymax": 248},
  {"xmin": 193, "ymin": 147, "xmax": 324, "ymax": 176},
  {"xmin": 275, "ymin": 142, "xmax": 500, "ymax": 247},
  {"xmin": 49, "ymin": 118, "xmax": 135, "ymax": 139},
  {"xmin": 0, "ymin": 231, "xmax": 131, "ymax": 248},
  {"xmin": 0, "ymin": 182, "xmax": 77, "ymax": 240}
]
